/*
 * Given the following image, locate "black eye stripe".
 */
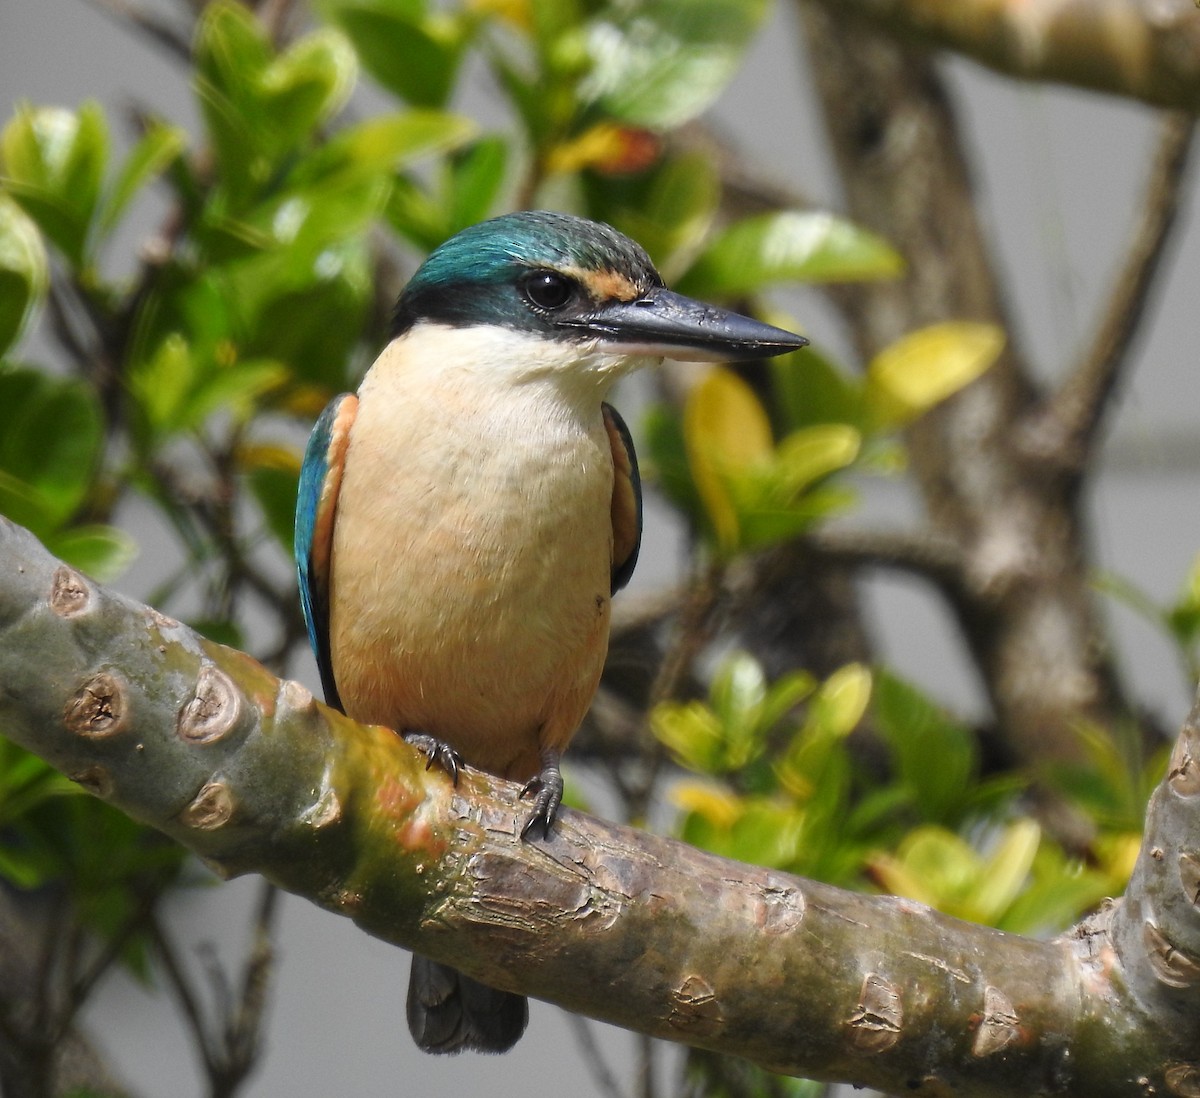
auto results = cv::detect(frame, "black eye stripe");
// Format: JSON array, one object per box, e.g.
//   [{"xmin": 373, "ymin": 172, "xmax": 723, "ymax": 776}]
[{"xmin": 522, "ymin": 269, "xmax": 575, "ymax": 311}]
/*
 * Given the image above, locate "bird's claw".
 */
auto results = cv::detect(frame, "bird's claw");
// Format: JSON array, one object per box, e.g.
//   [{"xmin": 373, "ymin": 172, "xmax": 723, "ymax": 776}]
[
  {"xmin": 402, "ymin": 730, "xmax": 462, "ymax": 785},
  {"xmin": 519, "ymin": 753, "xmax": 563, "ymax": 841}
]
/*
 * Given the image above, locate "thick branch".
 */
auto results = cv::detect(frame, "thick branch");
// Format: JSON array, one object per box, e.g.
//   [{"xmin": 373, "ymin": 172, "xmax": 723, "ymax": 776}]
[
  {"xmin": 2, "ymin": 515, "xmax": 1199, "ymax": 1096},
  {"xmin": 808, "ymin": 0, "xmax": 1200, "ymax": 112}
]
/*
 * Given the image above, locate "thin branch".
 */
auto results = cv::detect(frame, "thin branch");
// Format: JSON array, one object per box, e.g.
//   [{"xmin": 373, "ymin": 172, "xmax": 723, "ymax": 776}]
[
  {"xmin": 804, "ymin": 525, "xmax": 966, "ymax": 588},
  {"xmin": 150, "ymin": 916, "xmax": 220, "ymax": 1080},
  {"xmin": 222, "ymin": 882, "xmax": 279, "ymax": 1089},
  {"xmin": 59, "ymin": 886, "xmax": 166, "ymax": 1035},
  {"xmin": 567, "ymin": 1016, "xmax": 630, "ymax": 1098},
  {"xmin": 79, "ymin": 0, "xmax": 193, "ymax": 63},
  {"xmin": 1022, "ymin": 111, "xmax": 1197, "ymax": 472},
  {"xmin": 623, "ymin": 562, "xmax": 725, "ymax": 824}
]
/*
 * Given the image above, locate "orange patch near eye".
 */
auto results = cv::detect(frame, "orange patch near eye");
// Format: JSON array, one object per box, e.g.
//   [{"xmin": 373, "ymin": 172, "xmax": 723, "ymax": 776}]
[{"xmin": 563, "ymin": 266, "xmax": 641, "ymax": 303}]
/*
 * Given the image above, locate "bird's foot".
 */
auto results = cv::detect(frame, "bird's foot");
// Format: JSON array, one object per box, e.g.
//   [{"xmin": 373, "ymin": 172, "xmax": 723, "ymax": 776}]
[
  {"xmin": 519, "ymin": 749, "xmax": 563, "ymax": 841},
  {"xmin": 402, "ymin": 730, "xmax": 462, "ymax": 785}
]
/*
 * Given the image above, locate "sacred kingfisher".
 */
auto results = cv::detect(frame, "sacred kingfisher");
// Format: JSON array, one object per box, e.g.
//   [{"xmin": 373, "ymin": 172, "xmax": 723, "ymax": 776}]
[{"xmin": 294, "ymin": 210, "xmax": 805, "ymax": 1054}]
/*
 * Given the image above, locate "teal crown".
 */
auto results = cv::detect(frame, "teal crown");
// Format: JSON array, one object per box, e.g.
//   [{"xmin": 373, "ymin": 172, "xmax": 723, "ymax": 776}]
[{"xmin": 391, "ymin": 211, "xmax": 661, "ymax": 338}]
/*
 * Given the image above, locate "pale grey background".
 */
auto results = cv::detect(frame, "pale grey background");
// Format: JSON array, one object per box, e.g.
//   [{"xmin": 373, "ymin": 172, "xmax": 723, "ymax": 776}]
[{"xmin": 2, "ymin": 0, "xmax": 1198, "ymax": 1094}]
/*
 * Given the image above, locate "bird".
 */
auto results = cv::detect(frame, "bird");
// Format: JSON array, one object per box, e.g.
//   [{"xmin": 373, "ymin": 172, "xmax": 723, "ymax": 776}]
[{"xmin": 294, "ymin": 209, "xmax": 806, "ymax": 1055}]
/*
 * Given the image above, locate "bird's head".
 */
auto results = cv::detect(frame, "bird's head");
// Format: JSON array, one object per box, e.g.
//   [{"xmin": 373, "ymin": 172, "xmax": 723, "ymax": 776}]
[{"xmin": 391, "ymin": 211, "xmax": 805, "ymax": 384}]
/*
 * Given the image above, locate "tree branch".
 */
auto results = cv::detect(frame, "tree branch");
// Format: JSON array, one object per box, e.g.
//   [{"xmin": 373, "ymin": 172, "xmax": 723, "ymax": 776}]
[
  {"xmin": 806, "ymin": 0, "xmax": 1200, "ymax": 112},
  {"xmin": 1021, "ymin": 111, "xmax": 1197, "ymax": 472},
  {"xmin": 804, "ymin": 526, "xmax": 967, "ymax": 590},
  {"xmin": 2, "ymin": 514, "xmax": 1200, "ymax": 1096},
  {"xmin": 78, "ymin": 0, "xmax": 192, "ymax": 64}
]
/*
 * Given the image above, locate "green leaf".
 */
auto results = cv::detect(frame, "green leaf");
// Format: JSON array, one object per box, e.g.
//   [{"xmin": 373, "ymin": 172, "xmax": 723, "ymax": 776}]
[
  {"xmin": 128, "ymin": 332, "xmax": 196, "ymax": 437},
  {"xmin": 325, "ymin": 2, "xmax": 466, "ymax": 107},
  {"xmin": 45, "ymin": 525, "xmax": 139, "ymax": 582},
  {"xmin": 446, "ymin": 136, "xmax": 509, "ymax": 231},
  {"xmin": 97, "ymin": 121, "xmax": 186, "ymax": 234},
  {"xmin": 0, "ymin": 369, "xmax": 102, "ymax": 528},
  {"xmin": 866, "ymin": 322, "xmax": 1005, "ymax": 428},
  {"xmin": 195, "ymin": 4, "xmax": 358, "ymax": 203},
  {"xmin": 240, "ymin": 241, "xmax": 372, "ymax": 388},
  {"xmin": 298, "ymin": 110, "xmax": 477, "ymax": 187},
  {"xmin": 677, "ymin": 211, "xmax": 903, "ymax": 299},
  {"xmin": 874, "ymin": 669, "xmax": 979, "ymax": 826},
  {"xmin": 0, "ymin": 193, "xmax": 48, "ymax": 357},
  {"xmin": 1165, "ymin": 551, "xmax": 1200, "ymax": 647},
  {"xmin": 190, "ymin": 358, "xmax": 289, "ymax": 428},
  {"xmin": 597, "ymin": 151, "xmax": 719, "ymax": 271},
  {"xmin": 771, "ymin": 343, "xmax": 863, "ymax": 433},
  {"xmin": 723, "ymin": 424, "xmax": 859, "ymax": 552},
  {"xmin": 1, "ymin": 101, "xmax": 109, "ymax": 266},
  {"xmin": 261, "ymin": 27, "xmax": 358, "ymax": 145},
  {"xmin": 194, "ymin": 1, "xmax": 276, "ymax": 201},
  {"xmin": 580, "ymin": 0, "xmax": 771, "ymax": 130}
]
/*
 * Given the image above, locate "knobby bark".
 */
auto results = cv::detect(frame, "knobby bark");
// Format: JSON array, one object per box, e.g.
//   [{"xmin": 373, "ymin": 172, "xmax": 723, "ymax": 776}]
[
  {"xmin": 806, "ymin": 0, "xmax": 1200, "ymax": 112},
  {"xmin": 4, "ymin": 518, "xmax": 1200, "ymax": 1096}
]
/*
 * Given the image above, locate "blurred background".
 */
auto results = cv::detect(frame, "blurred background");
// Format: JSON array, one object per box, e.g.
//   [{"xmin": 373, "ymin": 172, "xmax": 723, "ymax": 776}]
[{"xmin": 1, "ymin": 0, "xmax": 1198, "ymax": 1095}]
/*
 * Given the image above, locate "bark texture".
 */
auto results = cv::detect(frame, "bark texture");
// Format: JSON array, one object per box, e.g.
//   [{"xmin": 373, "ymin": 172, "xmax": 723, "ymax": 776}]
[{"xmin": 5, "ymin": 518, "xmax": 1200, "ymax": 1096}]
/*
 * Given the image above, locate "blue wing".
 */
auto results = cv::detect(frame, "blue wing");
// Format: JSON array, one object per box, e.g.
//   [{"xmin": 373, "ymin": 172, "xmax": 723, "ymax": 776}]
[
  {"xmin": 295, "ymin": 393, "xmax": 358, "ymax": 712},
  {"xmin": 602, "ymin": 402, "xmax": 642, "ymax": 594}
]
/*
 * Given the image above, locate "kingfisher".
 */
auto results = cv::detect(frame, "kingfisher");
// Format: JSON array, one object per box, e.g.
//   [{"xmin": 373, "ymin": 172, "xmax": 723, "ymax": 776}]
[{"xmin": 294, "ymin": 210, "xmax": 805, "ymax": 1055}]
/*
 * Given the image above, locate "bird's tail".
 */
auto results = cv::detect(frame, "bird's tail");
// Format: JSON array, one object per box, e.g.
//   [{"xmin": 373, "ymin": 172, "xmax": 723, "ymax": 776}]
[{"xmin": 406, "ymin": 955, "xmax": 528, "ymax": 1054}]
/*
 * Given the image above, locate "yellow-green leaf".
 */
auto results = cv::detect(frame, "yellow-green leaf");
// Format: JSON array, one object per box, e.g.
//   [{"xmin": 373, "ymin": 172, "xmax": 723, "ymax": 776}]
[
  {"xmin": 806, "ymin": 662, "xmax": 872, "ymax": 739},
  {"xmin": 1, "ymin": 102, "xmax": 109, "ymax": 266},
  {"xmin": 683, "ymin": 367, "xmax": 772, "ymax": 554},
  {"xmin": 0, "ymin": 194, "xmax": 48, "ymax": 357},
  {"xmin": 972, "ymin": 819, "xmax": 1040, "ymax": 923},
  {"xmin": 866, "ymin": 321, "xmax": 1005, "ymax": 428},
  {"xmin": 670, "ymin": 780, "xmax": 742, "ymax": 829},
  {"xmin": 775, "ymin": 424, "xmax": 861, "ymax": 496}
]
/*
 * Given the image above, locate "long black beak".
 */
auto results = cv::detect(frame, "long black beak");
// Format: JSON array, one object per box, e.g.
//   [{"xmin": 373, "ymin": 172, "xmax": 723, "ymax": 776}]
[{"xmin": 578, "ymin": 286, "xmax": 807, "ymax": 362}]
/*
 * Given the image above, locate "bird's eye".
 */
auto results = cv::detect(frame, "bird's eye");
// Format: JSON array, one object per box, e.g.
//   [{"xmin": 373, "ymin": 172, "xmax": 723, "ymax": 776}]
[{"xmin": 522, "ymin": 270, "xmax": 574, "ymax": 311}]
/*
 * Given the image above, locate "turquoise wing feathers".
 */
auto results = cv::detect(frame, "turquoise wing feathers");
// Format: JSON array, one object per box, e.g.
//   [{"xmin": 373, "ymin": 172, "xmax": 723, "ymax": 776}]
[{"xmin": 294, "ymin": 393, "xmax": 358, "ymax": 713}]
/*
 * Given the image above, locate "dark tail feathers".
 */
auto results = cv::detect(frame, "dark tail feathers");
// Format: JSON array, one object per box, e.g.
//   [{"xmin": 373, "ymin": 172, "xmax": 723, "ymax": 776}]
[{"xmin": 406, "ymin": 955, "xmax": 528, "ymax": 1054}]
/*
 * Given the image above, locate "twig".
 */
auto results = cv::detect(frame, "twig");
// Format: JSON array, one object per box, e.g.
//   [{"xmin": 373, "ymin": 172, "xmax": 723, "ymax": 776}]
[
  {"xmin": 804, "ymin": 525, "xmax": 965, "ymax": 588},
  {"xmin": 256, "ymin": 0, "xmax": 299, "ymax": 46},
  {"xmin": 222, "ymin": 882, "xmax": 279, "ymax": 1089},
  {"xmin": 79, "ymin": 0, "xmax": 192, "ymax": 63},
  {"xmin": 1024, "ymin": 110, "xmax": 1196, "ymax": 472},
  {"xmin": 59, "ymin": 885, "xmax": 167, "ymax": 1035},
  {"xmin": 149, "ymin": 883, "xmax": 280, "ymax": 1098},
  {"xmin": 151, "ymin": 915, "xmax": 220, "ymax": 1080},
  {"xmin": 567, "ymin": 1016, "xmax": 630, "ymax": 1098},
  {"xmin": 624, "ymin": 561, "xmax": 725, "ymax": 824}
]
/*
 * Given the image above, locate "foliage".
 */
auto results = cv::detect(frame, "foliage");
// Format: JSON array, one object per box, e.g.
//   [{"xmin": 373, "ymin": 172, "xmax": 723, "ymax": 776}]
[
  {"xmin": 654, "ymin": 657, "xmax": 1129, "ymax": 934},
  {"xmin": 0, "ymin": 0, "xmax": 1184, "ymax": 1094}
]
